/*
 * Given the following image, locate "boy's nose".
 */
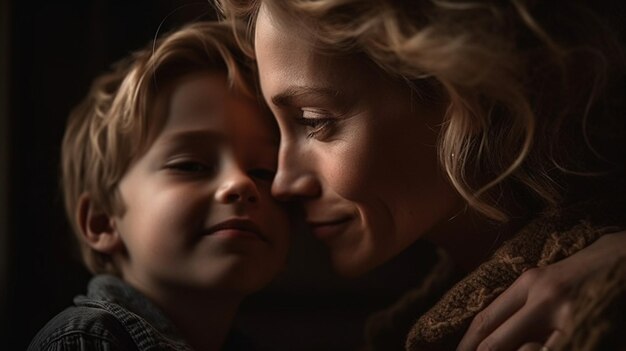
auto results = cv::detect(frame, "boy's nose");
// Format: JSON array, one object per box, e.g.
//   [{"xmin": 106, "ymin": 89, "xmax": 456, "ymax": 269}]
[
  {"xmin": 215, "ymin": 168, "xmax": 259, "ymax": 204},
  {"xmin": 271, "ymin": 145, "xmax": 321, "ymax": 201}
]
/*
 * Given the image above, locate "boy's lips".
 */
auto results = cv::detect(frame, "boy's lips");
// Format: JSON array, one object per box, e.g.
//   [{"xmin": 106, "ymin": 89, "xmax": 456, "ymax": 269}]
[{"xmin": 206, "ymin": 218, "xmax": 266, "ymax": 241}]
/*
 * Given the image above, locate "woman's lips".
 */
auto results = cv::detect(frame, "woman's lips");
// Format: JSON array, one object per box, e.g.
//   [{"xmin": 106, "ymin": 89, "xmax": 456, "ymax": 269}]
[{"xmin": 308, "ymin": 217, "xmax": 353, "ymax": 240}]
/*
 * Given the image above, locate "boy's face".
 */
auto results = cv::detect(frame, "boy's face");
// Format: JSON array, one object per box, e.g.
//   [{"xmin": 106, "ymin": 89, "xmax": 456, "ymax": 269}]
[{"xmin": 112, "ymin": 72, "xmax": 290, "ymax": 297}]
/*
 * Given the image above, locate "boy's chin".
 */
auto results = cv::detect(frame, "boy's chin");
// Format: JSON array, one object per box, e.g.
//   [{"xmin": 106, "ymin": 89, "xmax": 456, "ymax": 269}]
[{"xmin": 190, "ymin": 263, "xmax": 280, "ymax": 296}]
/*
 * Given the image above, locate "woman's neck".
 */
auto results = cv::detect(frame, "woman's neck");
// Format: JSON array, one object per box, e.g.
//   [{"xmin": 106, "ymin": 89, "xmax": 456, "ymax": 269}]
[{"xmin": 424, "ymin": 208, "xmax": 522, "ymax": 272}]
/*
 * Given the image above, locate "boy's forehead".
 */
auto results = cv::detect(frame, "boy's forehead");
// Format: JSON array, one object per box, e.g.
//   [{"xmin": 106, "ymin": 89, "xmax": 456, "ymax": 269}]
[
  {"xmin": 158, "ymin": 72, "xmax": 278, "ymax": 147},
  {"xmin": 165, "ymin": 73, "xmax": 228, "ymax": 123}
]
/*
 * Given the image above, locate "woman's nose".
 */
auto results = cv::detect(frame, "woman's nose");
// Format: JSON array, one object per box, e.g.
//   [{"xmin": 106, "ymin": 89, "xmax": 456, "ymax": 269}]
[
  {"xmin": 271, "ymin": 144, "xmax": 321, "ymax": 201},
  {"xmin": 215, "ymin": 166, "xmax": 259, "ymax": 204}
]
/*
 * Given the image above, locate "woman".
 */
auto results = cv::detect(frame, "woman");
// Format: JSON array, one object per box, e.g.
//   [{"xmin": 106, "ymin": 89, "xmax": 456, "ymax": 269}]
[{"xmin": 219, "ymin": 0, "xmax": 626, "ymax": 350}]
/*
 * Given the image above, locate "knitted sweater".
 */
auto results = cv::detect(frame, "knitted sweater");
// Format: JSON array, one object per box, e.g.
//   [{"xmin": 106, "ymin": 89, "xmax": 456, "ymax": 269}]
[{"xmin": 365, "ymin": 202, "xmax": 626, "ymax": 351}]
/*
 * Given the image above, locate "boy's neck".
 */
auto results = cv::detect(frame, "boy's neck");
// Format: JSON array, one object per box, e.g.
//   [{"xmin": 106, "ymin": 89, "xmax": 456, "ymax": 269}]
[
  {"xmin": 161, "ymin": 290, "xmax": 242, "ymax": 351},
  {"xmin": 131, "ymin": 281, "xmax": 243, "ymax": 351}
]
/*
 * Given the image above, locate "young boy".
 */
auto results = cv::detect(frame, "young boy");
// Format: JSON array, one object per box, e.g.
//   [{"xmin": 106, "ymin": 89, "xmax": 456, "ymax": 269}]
[{"xmin": 28, "ymin": 21, "xmax": 290, "ymax": 351}]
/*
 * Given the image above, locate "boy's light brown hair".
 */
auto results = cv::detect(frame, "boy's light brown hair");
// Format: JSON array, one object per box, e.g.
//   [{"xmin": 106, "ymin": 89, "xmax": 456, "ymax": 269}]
[{"xmin": 61, "ymin": 21, "xmax": 256, "ymax": 274}]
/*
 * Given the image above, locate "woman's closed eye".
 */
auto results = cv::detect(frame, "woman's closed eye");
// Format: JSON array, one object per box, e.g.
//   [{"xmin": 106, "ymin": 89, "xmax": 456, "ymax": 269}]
[{"xmin": 297, "ymin": 108, "xmax": 337, "ymax": 139}]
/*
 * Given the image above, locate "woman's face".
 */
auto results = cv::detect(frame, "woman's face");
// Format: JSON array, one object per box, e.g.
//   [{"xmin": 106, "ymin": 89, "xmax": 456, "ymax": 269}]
[{"xmin": 255, "ymin": 4, "xmax": 461, "ymax": 276}]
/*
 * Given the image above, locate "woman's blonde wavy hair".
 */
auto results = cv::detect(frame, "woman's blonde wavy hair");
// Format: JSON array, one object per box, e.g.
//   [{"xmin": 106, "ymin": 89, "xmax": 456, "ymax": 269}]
[
  {"xmin": 218, "ymin": 0, "xmax": 625, "ymax": 221},
  {"xmin": 61, "ymin": 21, "xmax": 256, "ymax": 274}
]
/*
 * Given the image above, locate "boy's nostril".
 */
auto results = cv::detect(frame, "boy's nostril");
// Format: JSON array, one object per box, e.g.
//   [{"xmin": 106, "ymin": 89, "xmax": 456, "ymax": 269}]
[{"xmin": 224, "ymin": 192, "xmax": 257, "ymax": 203}]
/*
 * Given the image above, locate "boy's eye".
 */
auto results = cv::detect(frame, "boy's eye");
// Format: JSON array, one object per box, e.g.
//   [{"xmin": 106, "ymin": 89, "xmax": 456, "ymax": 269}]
[
  {"xmin": 165, "ymin": 160, "xmax": 215, "ymax": 174},
  {"xmin": 248, "ymin": 168, "xmax": 276, "ymax": 182}
]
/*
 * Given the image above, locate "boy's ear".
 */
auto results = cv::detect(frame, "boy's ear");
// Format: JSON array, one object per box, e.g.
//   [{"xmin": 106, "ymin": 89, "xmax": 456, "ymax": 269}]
[{"xmin": 76, "ymin": 193, "xmax": 124, "ymax": 254}]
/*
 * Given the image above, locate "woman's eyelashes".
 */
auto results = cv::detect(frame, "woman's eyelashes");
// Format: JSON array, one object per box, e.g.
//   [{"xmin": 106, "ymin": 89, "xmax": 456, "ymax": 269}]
[{"xmin": 296, "ymin": 108, "xmax": 337, "ymax": 139}]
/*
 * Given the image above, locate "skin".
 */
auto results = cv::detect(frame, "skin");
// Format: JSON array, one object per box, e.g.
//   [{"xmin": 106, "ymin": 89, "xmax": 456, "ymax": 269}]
[
  {"xmin": 81, "ymin": 72, "xmax": 290, "ymax": 350},
  {"xmin": 253, "ymin": 3, "xmax": 626, "ymax": 350}
]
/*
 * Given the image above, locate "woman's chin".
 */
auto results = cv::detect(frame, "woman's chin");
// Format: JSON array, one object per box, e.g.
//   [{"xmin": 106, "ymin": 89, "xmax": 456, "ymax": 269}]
[{"xmin": 329, "ymin": 249, "xmax": 382, "ymax": 278}]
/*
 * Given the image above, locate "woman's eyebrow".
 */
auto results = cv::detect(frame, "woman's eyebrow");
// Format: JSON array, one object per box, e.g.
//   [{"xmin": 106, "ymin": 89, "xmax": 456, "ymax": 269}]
[{"xmin": 271, "ymin": 86, "xmax": 341, "ymax": 107}]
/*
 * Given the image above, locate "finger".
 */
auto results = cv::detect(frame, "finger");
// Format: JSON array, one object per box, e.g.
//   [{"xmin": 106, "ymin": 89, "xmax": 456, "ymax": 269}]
[
  {"xmin": 517, "ymin": 342, "xmax": 543, "ymax": 351},
  {"xmin": 457, "ymin": 272, "xmax": 533, "ymax": 351},
  {"xmin": 516, "ymin": 331, "xmax": 563, "ymax": 351},
  {"xmin": 544, "ymin": 329, "xmax": 565, "ymax": 349},
  {"xmin": 552, "ymin": 298, "xmax": 574, "ymax": 333},
  {"xmin": 476, "ymin": 302, "xmax": 553, "ymax": 351}
]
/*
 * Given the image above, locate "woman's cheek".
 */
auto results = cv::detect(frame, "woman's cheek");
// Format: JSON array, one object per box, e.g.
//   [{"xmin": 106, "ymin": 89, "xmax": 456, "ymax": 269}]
[{"xmin": 321, "ymin": 134, "xmax": 379, "ymax": 201}]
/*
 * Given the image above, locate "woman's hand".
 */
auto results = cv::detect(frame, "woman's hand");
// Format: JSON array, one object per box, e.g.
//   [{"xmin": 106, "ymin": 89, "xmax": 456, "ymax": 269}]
[{"xmin": 456, "ymin": 230, "xmax": 626, "ymax": 351}]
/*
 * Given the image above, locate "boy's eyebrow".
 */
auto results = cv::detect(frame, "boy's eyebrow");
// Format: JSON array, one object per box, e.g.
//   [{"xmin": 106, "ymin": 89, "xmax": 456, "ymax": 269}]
[
  {"xmin": 179, "ymin": 99, "xmax": 217, "ymax": 117},
  {"xmin": 160, "ymin": 130, "xmax": 227, "ymax": 145},
  {"xmin": 271, "ymin": 86, "xmax": 342, "ymax": 107},
  {"xmin": 160, "ymin": 130, "xmax": 278, "ymax": 148}
]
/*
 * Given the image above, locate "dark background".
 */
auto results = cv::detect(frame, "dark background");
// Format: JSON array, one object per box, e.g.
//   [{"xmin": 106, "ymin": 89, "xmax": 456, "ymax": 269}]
[{"xmin": 0, "ymin": 1, "xmax": 437, "ymax": 349}]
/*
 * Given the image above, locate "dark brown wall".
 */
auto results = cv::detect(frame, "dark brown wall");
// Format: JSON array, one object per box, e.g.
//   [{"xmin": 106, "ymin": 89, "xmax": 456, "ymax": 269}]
[{"xmin": 1, "ymin": 0, "xmax": 10, "ymax": 337}]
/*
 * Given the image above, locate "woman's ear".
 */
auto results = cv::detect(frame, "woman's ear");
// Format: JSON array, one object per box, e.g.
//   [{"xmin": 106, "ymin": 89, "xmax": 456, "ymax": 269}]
[{"xmin": 76, "ymin": 193, "xmax": 124, "ymax": 254}]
